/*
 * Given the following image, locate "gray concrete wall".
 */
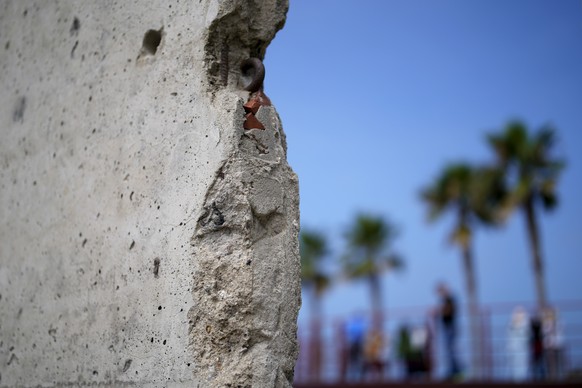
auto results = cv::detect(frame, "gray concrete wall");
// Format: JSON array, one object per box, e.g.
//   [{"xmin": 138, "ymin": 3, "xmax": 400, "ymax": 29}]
[{"xmin": 0, "ymin": 1, "xmax": 299, "ymax": 387}]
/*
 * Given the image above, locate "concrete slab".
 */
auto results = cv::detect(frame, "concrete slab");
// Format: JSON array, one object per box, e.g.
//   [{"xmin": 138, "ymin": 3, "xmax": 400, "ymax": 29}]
[{"xmin": 0, "ymin": 1, "xmax": 297, "ymax": 387}]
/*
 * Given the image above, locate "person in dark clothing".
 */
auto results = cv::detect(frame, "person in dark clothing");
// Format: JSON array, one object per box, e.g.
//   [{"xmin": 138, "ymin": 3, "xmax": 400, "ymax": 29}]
[
  {"xmin": 530, "ymin": 315, "xmax": 546, "ymax": 380},
  {"xmin": 398, "ymin": 324, "xmax": 431, "ymax": 380},
  {"xmin": 397, "ymin": 325, "xmax": 413, "ymax": 378},
  {"xmin": 436, "ymin": 283, "xmax": 461, "ymax": 379}
]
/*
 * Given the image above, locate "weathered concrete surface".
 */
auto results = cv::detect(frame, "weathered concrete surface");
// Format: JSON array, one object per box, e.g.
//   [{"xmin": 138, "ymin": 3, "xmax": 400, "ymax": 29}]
[
  {"xmin": 190, "ymin": 104, "xmax": 299, "ymax": 387},
  {"xmin": 0, "ymin": 1, "xmax": 299, "ymax": 387}
]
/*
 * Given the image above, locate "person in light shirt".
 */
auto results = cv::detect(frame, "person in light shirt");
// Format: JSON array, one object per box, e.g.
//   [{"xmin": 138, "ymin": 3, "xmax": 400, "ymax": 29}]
[{"xmin": 507, "ymin": 306, "xmax": 530, "ymax": 381}]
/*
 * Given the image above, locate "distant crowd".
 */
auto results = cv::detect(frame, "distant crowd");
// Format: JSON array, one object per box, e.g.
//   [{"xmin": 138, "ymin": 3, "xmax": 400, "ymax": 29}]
[
  {"xmin": 337, "ymin": 283, "xmax": 565, "ymax": 382},
  {"xmin": 508, "ymin": 304, "xmax": 564, "ymax": 381}
]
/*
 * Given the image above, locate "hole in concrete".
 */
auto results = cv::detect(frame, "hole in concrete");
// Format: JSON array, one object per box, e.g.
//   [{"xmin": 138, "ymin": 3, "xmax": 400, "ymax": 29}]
[
  {"xmin": 141, "ymin": 29, "xmax": 162, "ymax": 55},
  {"xmin": 153, "ymin": 258, "xmax": 160, "ymax": 278},
  {"xmin": 122, "ymin": 359, "xmax": 132, "ymax": 372},
  {"xmin": 12, "ymin": 96, "xmax": 26, "ymax": 123},
  {"xmin": 70, "ymin": 41, "xmax": 78, "ymax": 58},
  {"xmin": 70, "ymin": 17, "xmax": 80, "ymax": 36}
]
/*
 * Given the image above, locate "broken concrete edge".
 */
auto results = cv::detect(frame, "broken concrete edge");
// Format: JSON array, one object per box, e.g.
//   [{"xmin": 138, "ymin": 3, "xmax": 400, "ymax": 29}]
[
  {"xmin": 187, "ymin": 96, "xmax": 301, "ymax": 387},
  {"xmin": 188, "ymin": 0, "xmax": 301, "ymax": 386}
]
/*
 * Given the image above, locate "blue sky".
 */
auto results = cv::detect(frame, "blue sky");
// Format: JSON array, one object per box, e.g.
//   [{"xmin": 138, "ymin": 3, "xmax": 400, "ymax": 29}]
[{"xmin": 264, "ymin": 0, "xmax": 582, "ymax": 324}]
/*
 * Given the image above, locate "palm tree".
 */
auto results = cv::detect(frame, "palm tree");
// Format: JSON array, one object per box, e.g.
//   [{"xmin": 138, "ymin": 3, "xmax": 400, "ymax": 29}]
[
  {"xmin": 487, "ymin": 121, "xmax": 564, "ymax": 308},
  {"xmin": 300, "ymin": 229, "xmax": 330, "ymax": 381},
  {"xmin": 301, "ymin": 230, "xmax": 330, "ymax": 319},
  {"xmin": 342, "ymin": 214, "xmax": 403, "ymax": 324},
  {"xmin": 421, "ymin": 163, "xmax": 504, "ymax": 377}
]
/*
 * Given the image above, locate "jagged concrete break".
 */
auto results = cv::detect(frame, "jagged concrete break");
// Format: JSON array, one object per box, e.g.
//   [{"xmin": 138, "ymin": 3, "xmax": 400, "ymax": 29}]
[
  {"xmin": 190, "ymin": 104, "xmax": 300, "ymax": 388},
  {"xmin": 0, "ymin": 1, "xmax": 298, "ymax": 387}
]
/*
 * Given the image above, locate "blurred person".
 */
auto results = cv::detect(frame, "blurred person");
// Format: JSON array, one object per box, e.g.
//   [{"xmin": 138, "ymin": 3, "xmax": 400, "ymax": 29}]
[
  {"xmin": 411, "ymin": 325, "xmax": 431, "ymax": 379},
  {"xmin": 435, "ymin": 282, "xmax": 462, "ymax": 380},
  {"xmin": 345, "ymin": 313, "xmax": 367, "ymax": 381},
  {"xmin": 398, "ymin": 323, "xmax": 431, "ymax": 380},
  {"xmin": 363, "ymin": 326, "xmax": 385, "ymax": 381},
  {"xmin": 397, "ymin": 324, "xmax": 413, "ymax": 378},
  {"xmin": 530, "ymin": 314, "xmax": 546, "ymax": 380},
  {"xmin": 507, "ymin": 306, "xmax": 530, "ymax": 381},
  {"xmin": 542, "ymin": 307, "xmax": 564, "ymax": 380}
]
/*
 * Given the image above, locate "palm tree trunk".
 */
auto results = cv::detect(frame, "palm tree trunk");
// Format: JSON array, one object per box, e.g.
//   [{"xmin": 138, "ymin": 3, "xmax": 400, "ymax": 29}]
[
  {"xmin": 462, "ymin": 240, "xmax": 482, "ymax": 379},
  {"xmin": 369, "ymin": 273, "xmax": 383, "ymax": 327},
  {"xmin": 310, "ymin": 288, "xmax": 322, "ymax": 321},
  {"xmin": 523, "ymin": 198, "xmax": 548, "ymax": 309}
]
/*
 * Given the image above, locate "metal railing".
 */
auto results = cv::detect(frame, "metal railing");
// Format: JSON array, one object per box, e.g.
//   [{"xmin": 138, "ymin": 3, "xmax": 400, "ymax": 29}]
[{"xmin": 294, "ymin": 300, "xmax": 582, "ymax": 384}]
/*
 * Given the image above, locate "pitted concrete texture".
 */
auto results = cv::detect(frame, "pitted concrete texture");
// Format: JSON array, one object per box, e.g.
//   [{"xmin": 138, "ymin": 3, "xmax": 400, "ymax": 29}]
[{"xmin": 0, "ymin": 1, "xmax": 298, "ymax": 387}]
